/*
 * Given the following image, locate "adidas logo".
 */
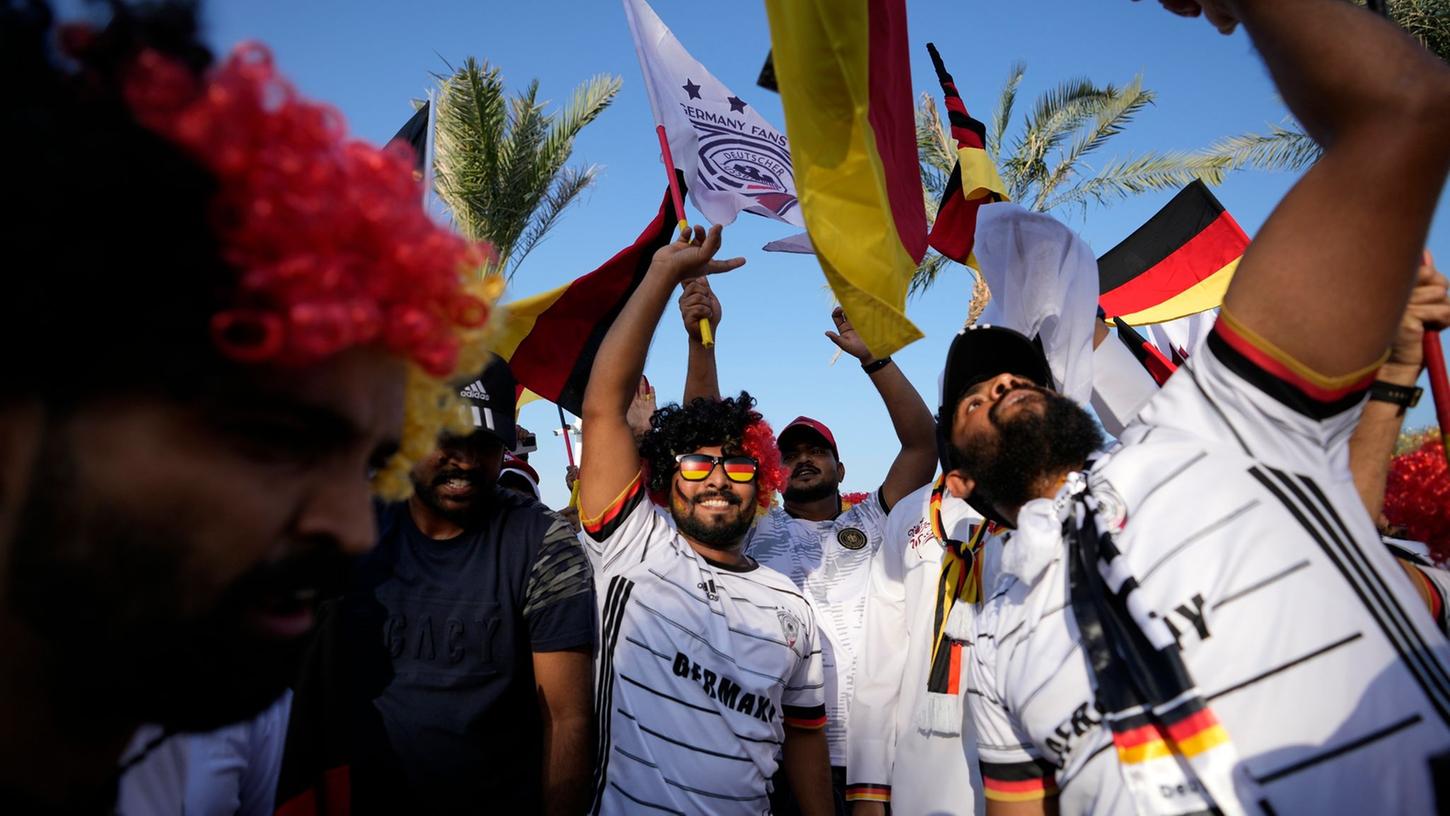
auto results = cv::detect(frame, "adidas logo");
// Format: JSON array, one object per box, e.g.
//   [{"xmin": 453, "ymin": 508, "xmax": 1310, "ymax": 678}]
[{"xmin": 460, "ymin": 380, "xmax": 489, "ymax": 400}]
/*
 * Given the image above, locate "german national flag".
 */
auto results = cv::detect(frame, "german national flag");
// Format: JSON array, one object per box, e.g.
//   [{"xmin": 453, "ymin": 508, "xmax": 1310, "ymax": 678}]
[
  {"xmin": 1113, "ymin": 317, "xmax": 1178, "ymax": 387},
  {"xmin": 924, "ymin": 43, "xmax": 1006, "ymax": 268},
  {"xmin": 491, "ymin": 183, "xmax": 681, "ymax": 417},
  {"xmin": 1098, "ymin": 180, "xmax": 1248, "ymax": 325}
]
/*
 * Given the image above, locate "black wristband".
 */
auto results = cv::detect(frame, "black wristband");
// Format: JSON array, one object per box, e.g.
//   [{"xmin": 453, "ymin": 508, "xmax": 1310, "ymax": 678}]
[
  {"xmin": 1369, "ymin": 380, "xmax": 1422, "ymax": 412},
  {"xmin": 862, "ymin": 357, "xmax": 893, "ymax": 375}
]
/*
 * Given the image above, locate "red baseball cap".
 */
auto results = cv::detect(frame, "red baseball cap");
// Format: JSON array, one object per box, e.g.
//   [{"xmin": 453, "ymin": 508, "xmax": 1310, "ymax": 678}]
[{"xmin": 777, "ymin": 416, "xmax": 839, "ymax": 458}]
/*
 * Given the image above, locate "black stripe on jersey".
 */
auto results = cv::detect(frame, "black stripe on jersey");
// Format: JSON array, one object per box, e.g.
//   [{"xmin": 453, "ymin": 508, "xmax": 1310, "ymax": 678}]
[
  {"xmin": 1206, "ymin": 330, "xmax": 1367, "ymax": 420},
  {"xmin": 1213, "ymin": 559, "xmax": 1312, "ymax": 610},
  {"xmin": 1207, "ymin": 632, "xmax": 1362, "ymax": 702},
  {"xmin": 1139, "ymin": 498, "xmax": 1260, "ymax": 583},
  {"xmin": 633, "ymin": 598, "xmax": 786, "ymax": 684},
  {"xmin": 980, "ymin": 758, "xmax": 1057, "ymax": 781},
  {"xmin": 1132, "ymin": 451, "xmax": 1208, "ymax": 512},
  {"xmin": 609, "ymin": 781, "xmax": 687, "ymax": 815},
  {"xmin": 613, "ymin": 746, "xmax": 770, "ymax": 802},
  {"xmin": 1185, "ymin": 364, "xmax": 1254, "ymax": 457},
  {"xmin": 1019, "ymin": 641, "xmax": 1087, "ymax": 712},
  {"xmin": 620, "ymin": 673, "xmax": 720, "ymax": 716},
  {"xmin": 590, "ymin": 576, "xmax": 636, "ymax": 816},
  {"xmin": 1282, "ymin": 469, "xmax": 1450, "ymax": 714},
  {"xmin": 1253, "ymin": 714, "xmax": 1422, "ymax": 785},
  {"xmin": 618, "ymin": 709, "xmax": 754, "ymax": 762},
  {"xmin": 1250, "ymin": 467, "xmax": 1450, "ymax": 725}
]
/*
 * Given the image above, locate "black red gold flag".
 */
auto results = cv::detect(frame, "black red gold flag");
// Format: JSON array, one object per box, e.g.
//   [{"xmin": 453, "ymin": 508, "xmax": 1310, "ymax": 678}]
[
  {"xmin": 1098, "ymin": 180, "xmax": 1249, "ymax": 325},
  {"xmin": 924, "ymin": 42, "xmax": 1006, "ymax": 267}
]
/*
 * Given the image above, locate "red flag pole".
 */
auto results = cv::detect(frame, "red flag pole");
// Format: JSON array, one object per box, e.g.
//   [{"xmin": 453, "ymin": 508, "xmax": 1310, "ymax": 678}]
[
  {"xmin": 655, "ymin": 124, "xmax": 713, "ymax": 348},
  {"xmin": 1424, "ymin": 331, "xmax": 1450, "ymax": 458}
]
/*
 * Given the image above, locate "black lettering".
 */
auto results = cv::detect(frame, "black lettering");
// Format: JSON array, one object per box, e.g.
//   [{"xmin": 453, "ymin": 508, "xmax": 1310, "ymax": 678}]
[
  {"xmin": 717, "ymin": 677, "xmax": 741, "ymax": 709},
  {"xmin": 1070, "ymin": 703, "xmax": 1099, "ymax": 737},
  {"xmin": 384, "ymin": 614, "xmax": 406, "ymax": 658},
  {"xmin": 446, "ymin": 618, "xmax": 465, "ymax": 663},
  {"xmin": 1046, "ymin": 737, "xmax": 1065, "ymax": 755},
  {"xmin": 737, "ymin": 694, "xmax": 755, "ymax": 716},
  {"xmin": 702, "ymin": 669, "xmax": 717, "ymax": 699},
  {"xmin": 673, "ymin": 652, "xmax": 691, "ymax": 678},
  {"xmin": 691, "ymin": 662, "xmax": 702, "ymax": 682},
  {"xmin": 415, "ymin": 615, "xmax": 435, "ymax": 660},
  {"xmin": 1174, "ymin": 594, "xmax": 1211, "ymax": 640},
  {"xmin": 476, "ymin": 613, "xmax": 500, "ymax": 664}
]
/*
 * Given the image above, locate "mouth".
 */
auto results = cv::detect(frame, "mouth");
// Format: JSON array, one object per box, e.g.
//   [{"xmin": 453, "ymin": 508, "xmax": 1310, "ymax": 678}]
[
  {"xmin": 434, "ymin": 471, "xmax": 480, "ymax": 499},
  {"xmin": 240, "ymin": 586, "xmax": 318, "ymax": 641},
  {"xmin": 791, "ymin": 466, "xmax": 820, "ymax": 480},
  {"xmin": 694, "ymin": 494, "xmax": 741, "ymax": 511}
]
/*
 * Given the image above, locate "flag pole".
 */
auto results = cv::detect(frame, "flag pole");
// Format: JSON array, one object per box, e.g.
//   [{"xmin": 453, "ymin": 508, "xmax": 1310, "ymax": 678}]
[
  {"xmin": 1424, "ymin": 333, "xmax": 1450, "ymax": 455},
  {"xmin": 557, "ymin": 404, "xmax": 577, "ymax": 468},
  {"xmin": 655, "ymin": 124, "xmax": 713, "ymax": 347}
]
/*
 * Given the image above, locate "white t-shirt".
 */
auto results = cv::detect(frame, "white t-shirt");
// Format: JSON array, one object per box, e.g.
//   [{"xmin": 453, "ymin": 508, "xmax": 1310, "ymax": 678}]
[
  {"xmin": 969, "ymin": 311, "xmax": 1450, "ymax": 814},
  {"xmin": 745, "ymin": 490, "xmax": 888, "ymax": 766},
  {"xmin": 846, "ymin": 481, "xmax": 1000, "ymax": 814},
  {"xmin": 581, "ymin": 475, "xmax": 827, "ymax": 815}
]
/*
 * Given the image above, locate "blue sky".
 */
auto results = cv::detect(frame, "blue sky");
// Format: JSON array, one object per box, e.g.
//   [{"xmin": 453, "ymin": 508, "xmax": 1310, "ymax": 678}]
[{"xmin": 195, "ymin": 0, "xmax": 1450, "ymax": 509}]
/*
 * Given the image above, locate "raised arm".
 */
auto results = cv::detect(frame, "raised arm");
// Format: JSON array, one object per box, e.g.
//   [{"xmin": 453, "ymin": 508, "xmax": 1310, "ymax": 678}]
[
  {"xmin": 826, "ymin": 306, "xmax": 937, "ymax": 509},
  {"xmin": 1198, "ymin": 0, "xmax": 1450, "ymax": 378},
  {"xmin": 680, "ymin": 278, "xmax": 723, "ymax": 403},
  {"xmin": 1349, "ymin": 252, "xmax": 1449, "ymax": 521},
  {"xmin": 579, "ymin": 225, "xmax": 744, "ymax": 519}
]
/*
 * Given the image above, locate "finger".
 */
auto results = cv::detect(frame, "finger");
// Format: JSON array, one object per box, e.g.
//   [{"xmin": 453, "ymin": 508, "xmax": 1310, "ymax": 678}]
[
  {"xmin": 702, "ymin": 256, "xmax": 746, "ymax": 275},
  {"xmin": 824, "ymin": 330, "xmax": 844, "ymax": 348},
  {"xmin": 698, "ymin": 223, "xmax": 723, "ymax": 258},
  {"xmin": 1410, "ymin": 302, "xmax": 1450, "ymax": 331},
  {"xmin": 692, "ymin": 225, "xmax": 707, "ymax": 246},
  {"xmin": 1407, "ymin": 282, "xmax": 1449, "ymax": 304}
]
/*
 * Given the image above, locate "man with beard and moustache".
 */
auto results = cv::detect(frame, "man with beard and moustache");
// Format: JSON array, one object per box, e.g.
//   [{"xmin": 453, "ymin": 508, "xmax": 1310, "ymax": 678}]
[
  {"xmin": 292, "ymin": 355, "xmax": 596, "ymax": 816},
  {"xmin": 578, "ymin": 224, "xmax": 834, "ymax": 815},
  {"xmin": 0, "ymin": 2, "xmax": 497, "ymax": 813},
  {"xmin": 954, "ymin": 2, "xmax": 1450, "ymax": 813},
  {"xmin": 677, "ymin": 282, "xmax": 937, "ymax": 814}
]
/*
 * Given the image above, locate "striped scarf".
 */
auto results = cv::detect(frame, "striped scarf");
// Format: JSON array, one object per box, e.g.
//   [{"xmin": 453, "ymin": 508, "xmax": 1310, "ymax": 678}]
[
  {"xmin": 915, "ymin": 478, "xmax": 990, "ymax": 736},
  {"xmin": 1064, "ymin": 478, "xmax": 1256, "ymax": 815}
]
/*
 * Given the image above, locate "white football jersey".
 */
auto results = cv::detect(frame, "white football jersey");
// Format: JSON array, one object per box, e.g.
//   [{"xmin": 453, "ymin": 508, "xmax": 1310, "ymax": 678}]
[{"xmin": 581, "ymin": 475, "xmax": 826, "ymax": 815}]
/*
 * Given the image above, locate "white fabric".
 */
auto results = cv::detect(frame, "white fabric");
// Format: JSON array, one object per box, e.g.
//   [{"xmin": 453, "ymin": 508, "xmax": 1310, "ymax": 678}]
[
  {"xmin": 1089, "ymin": 330, "xmax": 1162, "ymax": 437},
  {"xmin": 117, "ymin": 691, "xmax": 291, "ymax": 816},
  {"xmin": 974, "ymin": 203, "xmax": 1099, "ymax": 405},
  {"xmin": 581, "ymin": 491, "xmax": 825, "ymax": 814},
  {"xmin": 622, "ymin": 0, "xmax": 804, "ymax": 228},
  {"xmin": 1145, "ymin": 309, "xmax": 1217, "ymax": 364},
  {"xmin": 969, "ymin": 338, "xmax": 1450, "ymax": 814},
  {"xmin": 762, "ymin": 230, "xmax": 815, "ymax": 254},
  {"xmin": 846, "ymin": 482, "xmax": 997, "ymax": 815},
  {"xmin": 745, "ymin": 492, "xmax": 888, "ymax": 766}
]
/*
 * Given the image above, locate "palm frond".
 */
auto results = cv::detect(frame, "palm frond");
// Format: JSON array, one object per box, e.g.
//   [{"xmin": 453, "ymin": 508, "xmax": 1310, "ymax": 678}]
[
  {"xmin": 915, "ymin": 93, "xmax": 957, "ymax": 176},
  {"xmin": 1043, "ymin": 151, "xmax": 1233, "ymax": 214},
  {"xmin": 1197, "ymin": 121, "xmax": 1321, "ymax": 173},
  {"xmin": 1034, "ymin": 76, "xmax": 1154, "ymax": 210},
  {"xmin": 987, "ymin": 61, "xmax": 1026, "ymax": 163},
  {"xmin": 511, "ymin": 164, "xmax": 599, "ymax": 276},
  {"xmin": 538, "ymin": 74, "xmax": 622, "ymax": 176},
  {"xmin": 910, "ymin": 251, "xmax": 953, "ymax": 298},
  {"xmin": 1006, "ymin": 77, "xmax": 1117, "ymax": 202}
]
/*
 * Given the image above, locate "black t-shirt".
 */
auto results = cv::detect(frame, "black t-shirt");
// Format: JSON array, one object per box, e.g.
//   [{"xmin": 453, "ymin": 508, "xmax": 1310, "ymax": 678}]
[{"xmin": 341, "ymin": 490, "xmax": 595, "ymax": 814}]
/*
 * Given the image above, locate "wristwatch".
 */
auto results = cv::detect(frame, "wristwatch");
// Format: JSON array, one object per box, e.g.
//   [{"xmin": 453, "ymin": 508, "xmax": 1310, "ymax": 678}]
[
  {"xmin": 862, "ymin": 357, "xmax": 893, "ymax": 375},
  {"xmin": 1369, "ymin": 379, "xmax": 1422, "ymax": 412}
]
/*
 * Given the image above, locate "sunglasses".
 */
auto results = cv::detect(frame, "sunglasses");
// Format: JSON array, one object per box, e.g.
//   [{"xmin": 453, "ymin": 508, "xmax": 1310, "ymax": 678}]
[{"xmin": 674, "ymin": 454, "xmax": 759, "ymax": 483}]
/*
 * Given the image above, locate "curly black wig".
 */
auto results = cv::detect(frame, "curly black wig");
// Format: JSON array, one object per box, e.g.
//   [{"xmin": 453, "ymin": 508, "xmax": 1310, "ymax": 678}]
[{"xmin": 637, "ymin": 391, "xmax": 784, "ymax": 508}]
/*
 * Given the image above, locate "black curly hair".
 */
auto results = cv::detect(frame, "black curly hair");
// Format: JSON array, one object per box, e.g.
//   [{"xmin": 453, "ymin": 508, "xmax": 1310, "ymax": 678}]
[{"xmin": 638, "ymin": 390, "xmax": 781, "ymax": 505}]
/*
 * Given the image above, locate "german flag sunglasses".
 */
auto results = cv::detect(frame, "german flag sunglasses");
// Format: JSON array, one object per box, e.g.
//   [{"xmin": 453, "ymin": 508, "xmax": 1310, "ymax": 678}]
[{"xmin": 674, "ymin": 454, "xmax": 759, "ymax": 483}]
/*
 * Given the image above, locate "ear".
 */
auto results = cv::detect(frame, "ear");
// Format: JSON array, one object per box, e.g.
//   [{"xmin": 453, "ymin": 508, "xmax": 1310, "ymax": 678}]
[
  {"xmin": 943, "ymin": 468, "xmax": 975, "ymax": 500},
  {"xmin": 836, "ymin": 460, "xmax": 846, "ymax": 482}
]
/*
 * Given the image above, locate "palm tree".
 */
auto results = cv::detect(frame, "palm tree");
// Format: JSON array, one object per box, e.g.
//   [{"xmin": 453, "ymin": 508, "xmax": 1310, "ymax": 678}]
[{"xmin": 432, "ymin": 58, "xmax": 621, "ymax": 280}]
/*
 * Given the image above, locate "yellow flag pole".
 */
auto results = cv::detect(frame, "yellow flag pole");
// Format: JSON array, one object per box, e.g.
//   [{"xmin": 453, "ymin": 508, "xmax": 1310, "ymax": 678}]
[{"xmin": 655, "ymin": 124, "xmax": 712, "ymax": 347}]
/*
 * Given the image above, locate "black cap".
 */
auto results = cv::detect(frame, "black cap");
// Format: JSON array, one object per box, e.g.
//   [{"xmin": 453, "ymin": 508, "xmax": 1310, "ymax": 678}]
[
  {"xmin": 936, "ymin": 324, "xmax": 1052, "ymax": 528},
  {"xmin": 457, "ymin": 355, "xmax": 518, "ymax": 449}
]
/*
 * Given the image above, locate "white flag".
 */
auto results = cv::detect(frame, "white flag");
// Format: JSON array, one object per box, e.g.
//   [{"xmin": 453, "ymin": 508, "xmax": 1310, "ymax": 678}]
[{"xmin": 622, "ymin": 0, "xmax": 804, "ymax": 228}]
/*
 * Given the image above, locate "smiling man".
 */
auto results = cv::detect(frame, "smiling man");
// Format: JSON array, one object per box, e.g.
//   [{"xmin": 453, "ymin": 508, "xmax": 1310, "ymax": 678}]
[
  {"xmin": 0, "ymin": 1, "xmax": 493, "ymax": 812},
  {"xmin": 579, "ymin": 225, "xmax": 834, "ymax": 816}
]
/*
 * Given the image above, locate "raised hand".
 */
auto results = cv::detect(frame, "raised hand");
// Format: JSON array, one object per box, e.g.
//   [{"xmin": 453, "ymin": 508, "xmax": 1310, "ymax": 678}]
[
  {"xmin": 1146, "ymin": 0, "xmax": 1238, "ymax": 34},
  {"xmin": 626, "ymin": 375, "xmax": 658, "ymax": 438},
  {"xmin": 679, "ymin": 278, "xmax": 722, "ymax": 344},
  {"xmin": 1385, "ymin": 250, "xmax": 1450, "ymax": 379},
  {"xmin": 649, "ymin": 224, "xmax": 746, "ymax": 286},
  {"xmin": 824, "ymin": 306, "xmax": 875, "ymax": 363}
]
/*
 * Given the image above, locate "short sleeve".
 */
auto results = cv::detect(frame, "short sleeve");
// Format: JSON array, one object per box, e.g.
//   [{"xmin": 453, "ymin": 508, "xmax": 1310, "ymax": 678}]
[
  {"xmin": 1189, "ymin": 307, "xmax": 1380, "ymax": 455},
  {"xmin": 968, "ymin": 626, "xmax": 1059, "ymax": 804},
  {"xmin": 782, "ymin": 605, "xmax": 828, "ymax": 730},
  {"xmin": 579, "ymin": 472, "xmax": 675, "ymax": 575},
  {"xmin": 524, "ymin": 513, "xmax": 596, "ymax": 652}
]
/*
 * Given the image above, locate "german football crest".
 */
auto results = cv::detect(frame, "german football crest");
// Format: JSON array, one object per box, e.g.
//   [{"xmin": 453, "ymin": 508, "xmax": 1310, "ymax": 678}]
[
  {"xmin": 836, "ymin": 526, "xmax": 868, "ymax": 551},
  {"xmin": 777, "ymin": 608, "xmax": 803, "ymax": 649}
]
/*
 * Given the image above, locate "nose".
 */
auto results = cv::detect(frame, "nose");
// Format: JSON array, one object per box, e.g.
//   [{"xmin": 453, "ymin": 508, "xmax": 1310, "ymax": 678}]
[
  {"xmin": 702, "ymin": 460, "xmax": 733, "ymax": 490},
  {"xmin": 294, "ymin": 471, "xmax": 377, "ymax": 556},
  {"xmin": 986, "ymin": 373, "xmax": 1026, "ymax": 401}
]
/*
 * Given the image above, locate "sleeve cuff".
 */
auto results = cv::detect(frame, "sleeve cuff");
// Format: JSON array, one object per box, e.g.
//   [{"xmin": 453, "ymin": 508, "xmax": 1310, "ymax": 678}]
[
  {"xmin": 981, "ymin": 758, "xmax": 1059, "ymax": 803},
  {"xmin": 783, "ymin": 703, "xmax": 828, "ymax": 730},
  {"xmin": 845, "ymin": 784, "xmax": 891, "ymax": 803},
  {"xmin": 581, "ymin": 472, "xmax": 644, "ymax": 540}
]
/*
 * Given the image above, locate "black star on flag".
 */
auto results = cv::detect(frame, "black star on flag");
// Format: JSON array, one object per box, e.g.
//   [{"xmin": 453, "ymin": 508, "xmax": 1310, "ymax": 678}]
[
  {"xmin": 682, "ymin": 78, "xmax": 701, "ymax": 99},
  {"xmin": 727, "ymin": 95, "xmax": 747, "ymax": 113}
]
